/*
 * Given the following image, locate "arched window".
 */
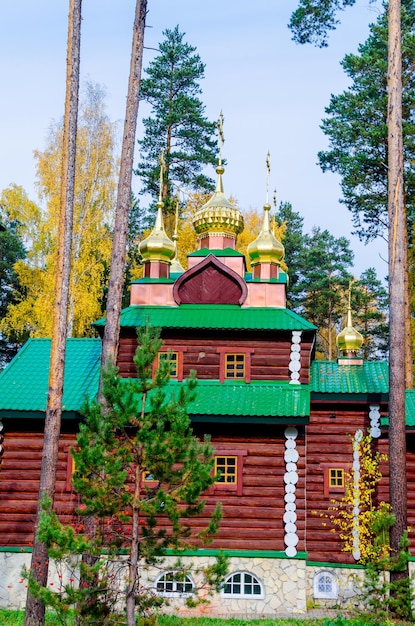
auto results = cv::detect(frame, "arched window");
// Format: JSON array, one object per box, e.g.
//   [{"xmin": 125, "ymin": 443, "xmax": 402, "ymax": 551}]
[
  {"xmin": 221, "ymin": 571, "xmax": 264, "ymax": 599},
  {"xmin": 313, "ymin": 570, "xmax": 338, "ymax": 599},
  {"xmin": 155, "ymin": 571, "xmax": 194, "ymax": 597}
]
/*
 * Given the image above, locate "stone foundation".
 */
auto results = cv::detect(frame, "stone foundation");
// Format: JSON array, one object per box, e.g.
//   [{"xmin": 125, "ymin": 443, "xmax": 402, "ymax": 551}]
[{"xmin": 1, "ymin": 550, "xmax": 414, "ymax": 617}]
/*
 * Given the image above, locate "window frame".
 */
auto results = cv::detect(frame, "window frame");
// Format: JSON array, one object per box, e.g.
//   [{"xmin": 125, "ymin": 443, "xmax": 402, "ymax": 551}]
[
  {"xmin": 313, "ymin": 570, "xmax": 338, "ymax": 600},
  {"xmin": 321, "ymin": 463, "xmax": 350, "ymax": 497},
  {"xmin": 216, "ymin": 347, "xmax": 254, "ymax": 383},
  {"xmin": 153, "ymin": 348, "xmax": 187, "ymax": 381},
  {"xmin": 221, "ymin": 571, "xmax": 264, "ymax": 600},
  {"xmin": 211, "ymin": 448, "xmax": 247, "ymax": 496},
  {"xmin": 154, "ymin": 571, "xmax": 195, "ymax": 598}
]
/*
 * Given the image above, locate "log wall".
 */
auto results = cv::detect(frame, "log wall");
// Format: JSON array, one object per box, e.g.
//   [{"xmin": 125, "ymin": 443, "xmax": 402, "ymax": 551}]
[
  {"xmin": 117, "ymin": 330, "xmax": 314, "ymax": 385},
  {"xmin": 305, "ymin": 402, "xmax": 390, "ymax": 563},
  {"xmin": 0, "ymin": 420, "xmax": 79, "ymax": 547},
  {"xmin": 0, "ymin": 421, "xmax": 304, "ymax": 553}
]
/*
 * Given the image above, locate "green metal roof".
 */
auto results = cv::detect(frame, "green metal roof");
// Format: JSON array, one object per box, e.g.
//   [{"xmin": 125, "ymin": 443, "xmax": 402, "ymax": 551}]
[
  {"xmin": 93, "ymin": 305, "xmax": 317, "ymax": 331},
  {"xmin": 130, "ymin": 277, "xmax": 175, "ymax": 284},
  {"xmin": 160, "ymin": 380, "xmax": 310, "ymax": 422},
  {"xmin": 406, "ymin": 391, "xmax": 415, "ymax": 428},
  {"xmin": 188, "ymin": 248, "xmax": 245, "ymax": 257},
  {"xmin": 310, "ymin": 360, "xmax": 389, "ymax": 395},
  {"xmin": 0, "ymin": 338, "xmax": 309, "ymax": 423},
  {"xmin": 0, "ymin": 338, "xmax": 101, "ymax": 416}
]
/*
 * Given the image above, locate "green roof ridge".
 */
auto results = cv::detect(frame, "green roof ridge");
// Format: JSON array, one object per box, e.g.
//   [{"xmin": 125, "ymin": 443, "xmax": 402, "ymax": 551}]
[{"xmin": 188, "ymin": 248, "xmax": 245, "ymax": 257}]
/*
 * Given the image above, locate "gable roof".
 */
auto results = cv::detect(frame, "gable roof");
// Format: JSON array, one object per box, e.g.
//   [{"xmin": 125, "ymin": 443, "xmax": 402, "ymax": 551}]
[
  {"xmin": 93, "ymin": 304, "xmax": 317, "ymax": 331},
  {"xmin": 0, "ymin": 338, "xmax": 101, "ymax": 418}
]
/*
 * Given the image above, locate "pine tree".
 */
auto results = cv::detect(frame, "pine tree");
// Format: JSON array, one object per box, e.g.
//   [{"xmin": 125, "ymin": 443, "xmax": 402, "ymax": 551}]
[
  {"xmin": 294, "ymin": 227, "xmax": 354, "ymax": 360},
  {"xmin": 316, "ymin": 1, "xmax": 415, "ymax": 243},
  {"xmin": 275, "ymin": 201, "xmax": 306, "ymax": 309},
  {"xmin": 353, "ymin": 268, "xmax": 389, "ymax": 360},
  {"xmin": 135, "ymin": 26, "xmax": 218, "ymax": 214},
  {"xmin": 30, "ymin": 326, "xmax": 224, "ymax": 625},
  {"xmin": 0, "ymin": 208, "xmax": 26, "ymax": 367},
  {"xmin": 290, "ymin": 0, "xmax": 409, "ymax": 576}
]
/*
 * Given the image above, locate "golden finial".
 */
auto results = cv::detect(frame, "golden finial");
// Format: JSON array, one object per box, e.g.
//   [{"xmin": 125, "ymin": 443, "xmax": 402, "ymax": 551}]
[
  {"xmin": 272, "ymin": 188, "xmax": 277, "ymax": 236},
  {"xmin": 217, "ymin": 111, "xmax": 225, "ymax": 165},
  {"xmin": 265, "ymin": 151, "xmax": 271, "ymax": 205},
  {"xmin": 158, "ymin": 150, "xmax": 165, "ymax": 203}
]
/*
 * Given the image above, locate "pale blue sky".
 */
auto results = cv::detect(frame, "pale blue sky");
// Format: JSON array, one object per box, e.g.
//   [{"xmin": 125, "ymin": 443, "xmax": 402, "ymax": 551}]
[{"xmin": 0, "ymin": 1, "xmax": 387, "ymax": 278}]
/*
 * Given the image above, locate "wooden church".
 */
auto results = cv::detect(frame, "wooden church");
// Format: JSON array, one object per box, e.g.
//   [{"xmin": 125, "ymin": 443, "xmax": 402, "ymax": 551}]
[{"xmin": 1, "ymin": 156, "xmax": 415, "ymax": 615}]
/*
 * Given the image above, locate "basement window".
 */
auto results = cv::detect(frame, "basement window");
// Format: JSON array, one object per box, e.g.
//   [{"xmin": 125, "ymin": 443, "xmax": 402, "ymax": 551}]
[
  {"xmin": 313, "ymin": 570, "xmax": 338, "ymax": 600},
  {"xmin": 222, "ymin": 571, "xmax": 264, "ymax": 599},
  {"xmin": 155, "ymin": 571, "xmax": 194, "ymax": 597}
]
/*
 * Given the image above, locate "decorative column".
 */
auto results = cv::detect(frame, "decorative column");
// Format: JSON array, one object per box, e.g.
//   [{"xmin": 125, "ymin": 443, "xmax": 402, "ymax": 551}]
[
  {"xmin": 369, "ymin": 405, "xmax": 381, "ymax": 439},
  {"xmin": 284, "ymin": 426, "xmax": 299, "ymax": 557},
  {"xmin": 352, "ymin": 429, "xmax": 363, "ymax": 561},
  {"xmin": 289, "ymin": 331, "xmax": 302, "ymax": 384}
]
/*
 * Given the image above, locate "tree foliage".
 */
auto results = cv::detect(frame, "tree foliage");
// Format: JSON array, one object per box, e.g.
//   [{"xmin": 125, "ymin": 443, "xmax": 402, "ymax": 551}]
[
  {"xmin": 317, "ymin": 0, "xmax": 415, "ymax": 243},
  {"xmin": 289, "ymin": 0, "xmax": 359, "ymax": 48},
  {"xmin": 0, "ymin": 201, "xmax": 26, "ymax": 367},
  {"xmin": 352, "ymin": 268, "xmax": 389, "ymax": 359},
  {"xmin": 0, "ymin": 83, "xmax": 117, "ymax": 342},
  {"xmin": 27, "ymin": 326, "xmax": 225, "ymax": 624},
  {"xmin": 136, "ymin": 26, "xmax": 218, "ymax": 213}
]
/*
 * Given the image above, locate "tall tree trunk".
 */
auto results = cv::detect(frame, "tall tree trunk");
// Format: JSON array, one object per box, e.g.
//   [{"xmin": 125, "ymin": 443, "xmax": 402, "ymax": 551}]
[
  {"xmin": 99, "ymin": 0, "xmax": 147, "ymax": 382},
  {"xmin": 24, "ymin": 1, "xmax": 82, "ymax": 624},
  {"xmin": 387, "ymin": 0, "xmax": 408, "ymax": 577},
  {"xmin": 80, "ymin": 3, "xmax": 146, "ymax": 621}
]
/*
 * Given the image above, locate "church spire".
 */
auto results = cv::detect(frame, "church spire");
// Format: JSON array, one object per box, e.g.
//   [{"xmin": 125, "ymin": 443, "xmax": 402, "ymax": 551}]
[
  {"xmin": 139, "ymin": 151, "xmax": 175, "ymax": 278},
  {"xmin": 247, "ymin": 152, "xmax": 284, "ymax": 278}
]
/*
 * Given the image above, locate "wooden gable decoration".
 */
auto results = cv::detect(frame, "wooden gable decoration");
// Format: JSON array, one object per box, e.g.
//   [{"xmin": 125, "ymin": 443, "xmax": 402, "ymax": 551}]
[{"xmin": 173, "ymin": 254, "xmax": 247, "ymax": 305}]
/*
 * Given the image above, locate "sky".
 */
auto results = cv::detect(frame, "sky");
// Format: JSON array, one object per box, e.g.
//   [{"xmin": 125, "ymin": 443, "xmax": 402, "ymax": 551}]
[{"xmin": 0, "ymin": 0, "xmax": 387, "ymax": 280}]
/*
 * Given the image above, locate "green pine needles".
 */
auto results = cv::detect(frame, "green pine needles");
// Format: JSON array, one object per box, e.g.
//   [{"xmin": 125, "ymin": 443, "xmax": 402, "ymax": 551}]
[{"xmin": 26, "ymin": 326, "xmax": 225, "ymax": 625}]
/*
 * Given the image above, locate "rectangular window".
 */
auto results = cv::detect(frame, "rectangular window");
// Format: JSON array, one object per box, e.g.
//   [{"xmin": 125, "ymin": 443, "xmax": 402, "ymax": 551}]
[
  {"xmin": 322, "ymin": 463, "xmax": 349, "ymax": 497},
  {"xmin": 329, "ymin": 468, "xmax": 344, "ymax": 489},
  {"xmin": 216, "ymin": 348, "xmax": 253, "ymax": 383},
  {"xmin": 225, "ymin": 354, "xmax": 245, "ymax": 379},
  {"xmin": 214, "ymin": 456, "xmax": 237, "ymax": 484},
  {"xmin": 210, "ymin": 449, "xmax": 247, "ymax": 496},
  {"xmin": 159, "ymin": 351, "xmax": 178, "ymax": 378}
]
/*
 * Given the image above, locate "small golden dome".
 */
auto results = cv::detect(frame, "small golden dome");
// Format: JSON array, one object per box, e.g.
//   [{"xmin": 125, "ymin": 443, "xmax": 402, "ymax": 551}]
[
  {"xmin": 336, "ymin": 308, "xmax": 363, "ymax": 355},
  {"xmin": 247, "ymin": 203, "xmax": 285, "ymax": 266},
  {"xmin": 139, "ymin": 200, "xmax": 175, "ymax": 263},
  {"xmin": 192, "ymin": 164, "xmax": 244, "ymax": 238}
]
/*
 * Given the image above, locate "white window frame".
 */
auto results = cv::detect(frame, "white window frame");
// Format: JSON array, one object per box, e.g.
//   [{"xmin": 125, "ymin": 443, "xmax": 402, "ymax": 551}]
[
  {"xmin": 154, "ymin": 571, "xmax": 195, "ymax": 598},
  {"xmin": 221, "ymin": 571, "xmax": 264, "ymax": 600},
  {"xmin": 313, "ymin": 570, "xmax": 338, "ymax": 600}
]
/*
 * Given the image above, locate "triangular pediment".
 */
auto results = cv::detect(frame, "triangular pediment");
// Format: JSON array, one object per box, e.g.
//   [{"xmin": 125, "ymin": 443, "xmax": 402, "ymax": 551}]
[{"xmin": 173, "ymin": 254, "xmax": 247, "ymax": 305}]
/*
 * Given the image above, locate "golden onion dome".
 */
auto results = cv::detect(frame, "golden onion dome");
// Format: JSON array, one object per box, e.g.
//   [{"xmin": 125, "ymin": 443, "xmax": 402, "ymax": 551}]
[
  {"xmin": 247, "ymin": 203, "xmax": 285, "ymax": 265},
  {"xmin": 192, "ymin": 164, "xmax": 244, "ymax": 237},
  {"xmin": 139, "ymin": 200, "xmax": 175, "ymax": 263},
  {"xmin": 336, "ymin": 308, "xmax": 364, "ymax": 355}
]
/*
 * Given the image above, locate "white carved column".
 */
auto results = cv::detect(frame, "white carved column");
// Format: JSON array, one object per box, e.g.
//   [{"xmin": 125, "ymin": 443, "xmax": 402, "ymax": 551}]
[
  {"xmin": 284, "ymin": 426, "xmax": 299, "ymax": 557},
  {"xmin": 289, "ymin": 331, "xmax": 302, "ymax": 384}
]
